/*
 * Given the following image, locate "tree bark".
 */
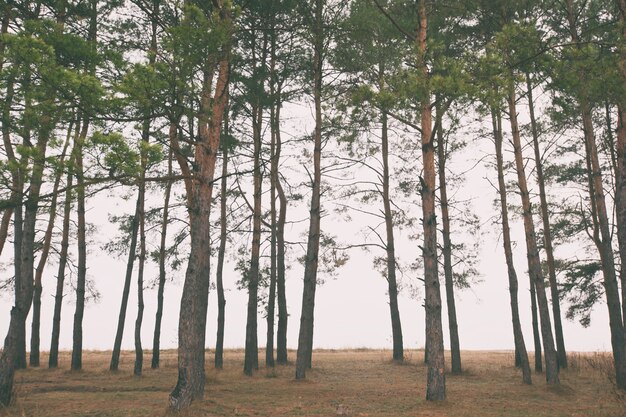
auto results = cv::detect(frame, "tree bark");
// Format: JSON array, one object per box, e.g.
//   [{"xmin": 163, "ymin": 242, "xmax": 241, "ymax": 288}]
[
  {"xmin": 71, "ymin": 120, "xmax": 89, "ymax": 371},
  {"xmin": 507, "ymin": 83, "xmax": 559, "ymax": 384},
  {"xmin": 436, "ymin": 107, "xmax": 461, "ymax": 374},
  {"xmin": 215, "ymin": 128, "xmax": 228, "ymax": 369},
  {"xmin": 530, "ymin": 280, "xmax": 543, "ymax": 372},
  {"xmin": 266, "ymin": 98, "xmax": 278, "ymax": 369},
  {"xmin": 168, "ymin": 13, "xmax": 231, "ymax": 406},
  {"xmin": 0, "ymin": 131, "xmax": 49, "ymax": 405},
  {"xmin": 152, "ymin": 137, "xmax": 174, "ymax": 369},
  {"xmin": 30, "ymin": 126, "xmax": 72, "ymax": 367},
  {"xmin": 273, "ymin": 83, "xmax": 288, "ymax": 365},
  {"xmin": 526, "ymin": 73, "xmax": 567, "ymax": 369},
  {"xmin": 492, "ymin": 108, "xmax": 532, "ymax": 384},
  {"xmin": 295, "ymin": 0, "xmax": 323, "ymax": 380},
  {"xmin": 416, "ymin": 0, "xmax": 446, "ymax": 401},
  {"xmin": 49, "ymin": 160, "xmax": 75, "ymax": 368}
]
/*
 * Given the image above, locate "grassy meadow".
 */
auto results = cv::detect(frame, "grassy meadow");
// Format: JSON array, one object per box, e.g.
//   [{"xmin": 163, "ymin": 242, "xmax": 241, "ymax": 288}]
[{"xmin": 1, "ymin": 349, "xmax": 623, "ymax": 416}]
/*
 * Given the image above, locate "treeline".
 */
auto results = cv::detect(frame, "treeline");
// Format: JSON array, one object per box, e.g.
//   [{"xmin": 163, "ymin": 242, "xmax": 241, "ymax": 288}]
[{"xmin": 0, "ymin": 0, "xmax": 625, "ymax": 412}]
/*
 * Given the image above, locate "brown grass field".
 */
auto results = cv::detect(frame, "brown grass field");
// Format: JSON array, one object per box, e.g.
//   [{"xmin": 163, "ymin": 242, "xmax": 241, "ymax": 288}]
[{"xmin": 0, "ymin": 349, "xmax": 624, "ymax": 416}]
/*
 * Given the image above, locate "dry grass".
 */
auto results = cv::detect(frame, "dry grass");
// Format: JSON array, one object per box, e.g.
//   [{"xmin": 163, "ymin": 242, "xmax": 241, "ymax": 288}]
[{"xmin": 0, "ymin": 349, "xmax": 623, "ymax": 416}]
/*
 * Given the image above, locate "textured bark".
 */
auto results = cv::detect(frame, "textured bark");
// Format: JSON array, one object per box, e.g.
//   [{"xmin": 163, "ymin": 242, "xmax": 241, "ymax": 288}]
[
  {"xmin": 530, "ymin": 280, "xmax": 543, "ymax": 372},
  {"xmin": 275, "ymin": 99, "xmax": 288, "ymax": 365},
  {"xmin": 30, "ymin": 127, "xmax": 71, "ymax": 367},
  {"xmin": 492, "ymin": 109, "xmax": 532, "ymax": 385},
  {"xmin": 566, "ymin": 0, "xmax": 626, "ymax": 389},
  {"xmin": 295, "ymin": 0, "xmax": 323, "ymax": 381},
  {"xmin": 417, "ymin": 0, "xmax": 446, "ymax": 401},
  {"xmin": 614, "ymin": 0, "xmax": 626, "ymax": 328},
  {"xmin": 244, "ymin": 69, "xmax": 264, "ymax": 376},
  {"xmin": 71, "ymin": 120, "xmax": 89, "ymax": 371},
  {"xmin": 0, "ymin": 133, "xmax": 49, "ymax": 405},
  {"xmin": 152, "ymin": 140, "xmax": 174, "ymax": 369},
  {"xmin": 49, "ymin": 166, "xmax": 74, "ymax": 368},
  {"xmin": 266, "ymin": 101, "xmax": 278, "ymax": 369},
  {"xmin": 168, "ymin": 21, "xmax": 231, "ymax": 407},
  {"xmin": 436, "ymin": 107, "xmax": 461, "ymax": 374},
  {"xmin": 133, "ymin": 149, "xmax": 147, "ymax": 376},
  {"xmin": 507, "ymin": 84, "xmax": 559, "ymax": 384},
  {"xmin": 110, "ymin": 195, "xmax": 140, "ymax": 371},
  {"xmin": 215, "ymin": 133, "xmax": 228, "ymax": 369},
  {"xmin": 526, "ymin": 73, "xmax": 567, "ymax": 369},
  {"xmin": 382, "ymin": 109, "xmax": 404, "ymax": 363}
]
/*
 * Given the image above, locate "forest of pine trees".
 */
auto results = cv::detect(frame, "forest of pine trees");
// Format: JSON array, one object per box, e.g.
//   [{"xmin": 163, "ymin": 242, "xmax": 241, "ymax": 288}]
[{"xmin": 0, "ymin": 0, "xmax": 625, "ymax": 411}]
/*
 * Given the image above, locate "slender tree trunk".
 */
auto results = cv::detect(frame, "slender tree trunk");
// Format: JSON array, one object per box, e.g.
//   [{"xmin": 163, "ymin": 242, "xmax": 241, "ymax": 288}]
[
  {"xmin": 530, "ymin": 281, "xmax": 543, "ymax": 372},
  {"xmin": 244, "ymin": 99, "xmax": 263, "ymax": 376},
  {"xmin": 614, "ymin": 0, "xmax": 626, "ymax": 327},
  {"xmin": 110, "ymin": 196, "xmax": 140, "ymax": 370},
  {"xmin": 49, "ymin": 162, "xmax": 75, "ymax": 368},
  {"xmin": 71, "ymin": 120, "xmax": 89, "ymax": 371},
  {"xmin": 416, "ymin": 0, "xmax": 446, "ymax": 401},
  {"xmin": 152, "ymin": 138, "xmax": 174, "ymax": 369},
  {"xmin": 275, "ymin": 99, "xmax": 288, "ymax": 365},
  {"xmin": 0, "ymin": 6, "xmax": 11, "ymax": 259},
  {"xmin": 507, "ymin": 84, "xmax": 559, "ymax": 384},
  {"xmin": 382, "ymin": 109, "xmax": 404, "ymax": 363},
  {"xmin": 436, "ymin": 106, "xmax": 461, "ymax": 374},
  {"xmin": 134, "ymin": 149, "xmax": 147, "ymax": 376},
  {"xmin": 215, "ymin": 129, "xmax": 228, "ymax": 369},
  {"xmin": 526, "ymin": 73, "xmax": 567, "ymax": 369},
  {"xmin": 295, "ymin": 0, "xmax": 323, "ymax": 380},
  {"xmin": 492, "ymin": 109, "xmax": 532, "ymax": 384},
  {"xmin": 169, "ymin": 34, "xmax": 231, "ymax": 409},
  {"xmin": 266, "ymin": 102, "xmax": 278, "ymax": 369},
  {"xmin": 29, "ymin": 126, "xmax": 72, "ymax": 367}
]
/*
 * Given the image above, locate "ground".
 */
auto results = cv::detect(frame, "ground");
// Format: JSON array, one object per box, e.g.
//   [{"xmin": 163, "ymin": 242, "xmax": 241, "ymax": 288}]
[{"xmin": 1, "ymin": 349, "xmax": 623, "ymax": 416}]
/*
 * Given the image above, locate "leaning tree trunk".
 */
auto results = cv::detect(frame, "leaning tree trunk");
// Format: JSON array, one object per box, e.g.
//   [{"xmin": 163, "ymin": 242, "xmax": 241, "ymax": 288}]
[
  {"xmin": 508, "ymin": 83, "xmax": 559, "ymax": 385},
  {"xmin": 295, "ymin": 0, "xmax": 323, "ymax": 380},
  {"xmin": 563, "ymin": 0, "xmax": 626, "ymax": 389},
  {"xmin": 526, "ymin": 73, "xmax": 567, "ymax": 369},
  {"xmin": 30, "ymin": 127, "xmax": 71, "ymax": 367},
  {"xmin": 215, "ymin": 128, "xmax": 228, "ymax": 369},
  {"xmin": 168, "ymin": 36, "xmax": 231, "ymax": 410},
  {"xmin": 49, "ymin": 161, "xmax": 75, "ymax": 368},
  {"xmin": 152, "ymin": 138, "xmax": 174, "ymax": 369},
  {"xmin": 492, "ymin": 108, "xmax": 532, "ymax": 385},
  {"xmin": 417, "ymin": 0, "xmax": 446, "ymax": 401},
  {"xmin": 436, "ymin": 106, "xmax": 461, "ymax": 374}
]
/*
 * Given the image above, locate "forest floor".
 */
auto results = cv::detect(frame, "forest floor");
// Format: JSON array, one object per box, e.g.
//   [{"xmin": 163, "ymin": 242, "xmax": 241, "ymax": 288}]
[{"xmin": 0, "ymin": 349, "xmax": 624, "ymax": 416}]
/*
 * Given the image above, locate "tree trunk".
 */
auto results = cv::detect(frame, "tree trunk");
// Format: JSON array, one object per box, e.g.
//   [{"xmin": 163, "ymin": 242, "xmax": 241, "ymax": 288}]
[
  {"xmin": 152, "ymin": 137, "xmax": 174, "ymax": 369},
  {"xmin": 49, "ymin": 162, "xmax": 75, "ymax": 368},
  {"xmin": 507, "ymin": 84, "xmax": 559, "ymax": 384},
  {"xmin": 0, "ymin": 133, "xmax": 49, "ymax": 405},
  {"xmin": 215, "ymin": 129, "xmax": 228, "ymax": 369},
  {"xmin": 134, "ymin": 144, "xmax": 147, "ymax": 377},
  {"xmin": 436, "ymin": 106, "xmax": 461, "ymax": 374},
  {"xmin": 378, "ymin": 57, "xmax": 404, "ymax": 363},
  {"xmin": 30, "ymin": 126, "xmax": 72, "ymax": 367},
  {"xmin": 266, "ymin": 101, "xmax": 278, "ymax": 369},
  {"xmin": 295, "ymin": 0, "xmax": 323, "ymax": 380},
  {"xmin": 71, "ymin": 120, "xmax": 89, "ymax": 371},
  {"xmin": 275, "ymin": 107, "xmax": 288, "ymax": 365},
  {"xmin": 417, "ymin": 0, "xmax": 446, "ymax": 401},
  {"xmin": 168, "ymin": 35, "xmax": 231, "ymax": 409},
  {"xmin": 526, "ymin": 73, "xmax": 567, "ymax": 369},
  {"xmin": 530, "ymin": 280, "xmax": 543, "ymax": 372},
  {"xmin": 492, "ymin": 108, "xmax": 532, "ymax": 384}
]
